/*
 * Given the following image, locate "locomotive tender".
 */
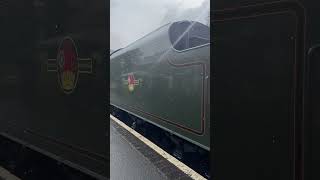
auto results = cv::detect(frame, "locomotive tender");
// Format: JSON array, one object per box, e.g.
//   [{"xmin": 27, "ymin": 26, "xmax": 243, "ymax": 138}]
[{"xmin": 110, "ymin": 21, "xmax": 210, "ymax": 151}]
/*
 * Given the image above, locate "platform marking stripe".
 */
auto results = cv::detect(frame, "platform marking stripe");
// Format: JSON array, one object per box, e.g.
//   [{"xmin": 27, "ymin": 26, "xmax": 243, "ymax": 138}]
[
  {"xmin": 110, "ymin": 114, "xmax": 206, "ymax": 180},
  {"xmin": 0, "ymin": 166, "xmax": 21, "ymax": 180}
]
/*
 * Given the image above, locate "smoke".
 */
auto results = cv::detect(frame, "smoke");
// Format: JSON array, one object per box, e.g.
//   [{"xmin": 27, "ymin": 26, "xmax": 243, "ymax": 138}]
[
  {"xmin": 160, "ymin": 0, "xmax": 210, "ymax": 26},
  {"xmin": 110, "ymin": 0, "xmax": 209, "ymax": 50}
]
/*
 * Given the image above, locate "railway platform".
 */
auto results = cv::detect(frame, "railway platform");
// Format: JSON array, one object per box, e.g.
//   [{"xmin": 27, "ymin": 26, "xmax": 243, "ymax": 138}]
[
  {"xmin": 0, "ymin": 166, "xmax": 20, "ymax": 180},
  {"xmin": 0, "ymin": 116, "xmax": 204, "ymax": 180},
  {"xmin": 110, "ymin": 115, "xmax": 205, "ymax": 180}
]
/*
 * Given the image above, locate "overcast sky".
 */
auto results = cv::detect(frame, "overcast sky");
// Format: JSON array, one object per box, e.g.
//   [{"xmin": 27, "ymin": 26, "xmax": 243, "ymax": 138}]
[{"xmin": 110, "ymin": 0, "xmax": 210, "ymax": 50}]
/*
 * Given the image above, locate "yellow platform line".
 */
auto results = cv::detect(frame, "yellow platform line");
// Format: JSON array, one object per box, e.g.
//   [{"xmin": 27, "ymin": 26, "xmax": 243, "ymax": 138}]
[{"xmin": 110, "ymin": 114, "xmax": 206, "ymax": 180}]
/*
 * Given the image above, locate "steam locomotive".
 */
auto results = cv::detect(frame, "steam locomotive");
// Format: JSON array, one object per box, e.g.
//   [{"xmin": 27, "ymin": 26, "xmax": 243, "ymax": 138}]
[{"xmin": 110, "ymin": 21, "xmax": 210, "ymax": 151}]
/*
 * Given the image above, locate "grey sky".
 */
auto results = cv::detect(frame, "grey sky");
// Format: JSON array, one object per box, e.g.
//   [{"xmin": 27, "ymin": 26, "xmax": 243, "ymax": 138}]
[{"xmin": 110, "ymin": 0, "xmax": 209, "ymax": 50}]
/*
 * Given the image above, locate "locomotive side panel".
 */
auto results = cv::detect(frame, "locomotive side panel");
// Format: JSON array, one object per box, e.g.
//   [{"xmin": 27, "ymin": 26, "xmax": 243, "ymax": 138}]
[
  {"xmin": 110, "ymin": 22, "xmax": 210, "ymax": 150},
  {"xmin": 0, "ymin": 1, "xmax": 108, "ymax": 179},
  {"xmin": 213, "ymin": 7, "xmax": 301, "ymax": 180}
]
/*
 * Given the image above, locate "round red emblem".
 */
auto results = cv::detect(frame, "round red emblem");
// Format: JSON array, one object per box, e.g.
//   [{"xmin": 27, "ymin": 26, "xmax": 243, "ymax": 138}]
[{"xmin": 56, "ymin": 37, "xmax": 79, "ymax": 94}]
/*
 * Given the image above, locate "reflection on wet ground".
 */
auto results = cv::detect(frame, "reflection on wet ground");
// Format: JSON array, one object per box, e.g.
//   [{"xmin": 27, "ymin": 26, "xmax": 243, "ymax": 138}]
[{"xmin": 111, "ymin": 119, "xmax": 166, "ymax": 180}]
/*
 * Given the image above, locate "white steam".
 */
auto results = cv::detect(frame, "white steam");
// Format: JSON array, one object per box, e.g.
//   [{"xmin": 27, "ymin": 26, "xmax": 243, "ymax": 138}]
[{"xmin": 110, "ymin": 0, "xmax": 209, "ymax": 50}]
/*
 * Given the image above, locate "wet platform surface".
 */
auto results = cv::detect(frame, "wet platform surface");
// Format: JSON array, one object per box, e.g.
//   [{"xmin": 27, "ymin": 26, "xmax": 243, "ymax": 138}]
[
  {"xmin": 110, "ymin": 119, "xmax": 166, "ymax": 180},
  {"xmin": 110, "ymin": 117, "xmax": 193, "ymax": 180},
  {"xmin": 0, "ymin": 166, "xmax": 20, "ymax": 180}
]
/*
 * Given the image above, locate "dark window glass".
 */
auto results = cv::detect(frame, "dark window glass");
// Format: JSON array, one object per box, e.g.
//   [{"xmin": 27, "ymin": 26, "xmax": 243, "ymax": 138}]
[
  {"xmin": 169, "ymin": 21, "xmax": 209, "ymax": 51},
  {"xmin": 188, "ymin": 23, "xmax": 210, "ymax": 48},
  {"xmin": 169, "ymin": 21, "xmax": 190, "ymax": 51}
]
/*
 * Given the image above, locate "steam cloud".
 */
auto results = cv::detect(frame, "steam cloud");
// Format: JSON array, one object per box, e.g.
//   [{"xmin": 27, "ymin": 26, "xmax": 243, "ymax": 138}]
[{"xmin": 110, "ymin": 0, "xmax": 209, "ymax": 50}]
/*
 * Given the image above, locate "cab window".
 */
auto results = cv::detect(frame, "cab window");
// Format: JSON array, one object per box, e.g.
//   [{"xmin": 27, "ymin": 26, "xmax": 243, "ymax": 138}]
[{"xmin": 169, "ymin": 21, "xmax": 209, "ymax": 51}]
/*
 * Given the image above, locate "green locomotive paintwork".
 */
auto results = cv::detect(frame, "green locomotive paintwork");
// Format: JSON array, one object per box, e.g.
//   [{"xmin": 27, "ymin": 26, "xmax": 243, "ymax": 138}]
[{"xmin": 110, "ymin": 21, "xmax": 210, "ymax": 150}]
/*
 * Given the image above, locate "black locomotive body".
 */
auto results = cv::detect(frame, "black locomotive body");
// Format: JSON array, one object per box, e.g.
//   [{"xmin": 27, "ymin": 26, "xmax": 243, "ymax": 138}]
[
  {"xmin": 213, "ymin": 0, "xmax": 320, "ymax": 179},
  {"xmin": 0, "ymin": 1, "xmax": 108, "ymax": 179}
]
